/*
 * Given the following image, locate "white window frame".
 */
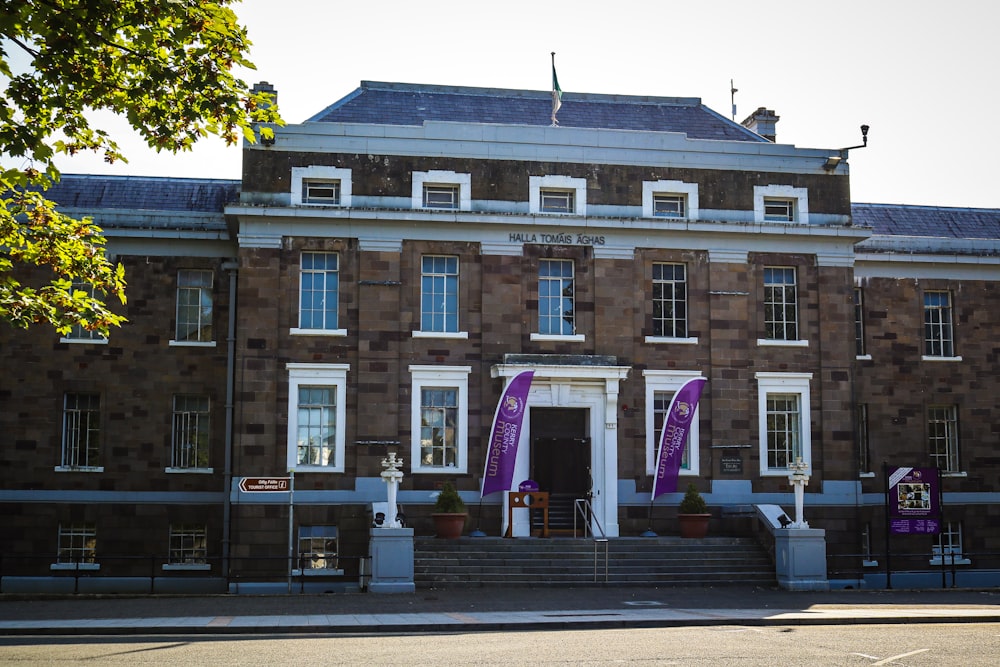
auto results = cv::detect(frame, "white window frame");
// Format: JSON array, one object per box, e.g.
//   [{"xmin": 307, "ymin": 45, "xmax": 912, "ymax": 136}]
[
  {"xmin": 170, "ymin": 269, "xmax": 215, "ymax": 347},
  {"xmin": 643, "ymin": 370, "xmax": 703, "ymax": 477},
  {"xmin": 532, "ymin": 258, "xmax": 584, "ymax": 341},
  {"xmin": 409, "ymin": 365, "xmax": 471, "ymax": 474},
  {"xmin": 928, "ymin": 404, "xmax": 961, "ymax": 474},
  {"xmin": 854, "ymin": 287, "xmax": 870, "ymax": 359},
  {"xmin": 291, "ymin": 252, "xmax": 346, "ymax": 336},
  {"xmin": 291, "ymin": 166, "xmax": 352, "ymax": 207},
  {"xmin": 60, "ymin": 282, "xmax": 109, "ymax": 344},
  {"xmin": 292, "ymin": 525, "xmax": 343, "ymax": 575},
  {"xmin": 529, "ymin": 175, "xmax": 586, "ymax": 216},
  {"xmin": 411, "ymin": 170, "xmax": 471, "ymax": 211},
  {"xmin": 646, "ymin": 262, "xmax": 696, "ymax": 343},
  {"xmin": 922, "ymin": 290, "xmax": 960, "ymax": 360},
  {"xmin": 931, "ymin": 521, "xmax": 971, "ymax": 566},
  {"xmin": 163, "ymin": 523, "xmax": 210, "ymax": 570},
  {"xmin": 167, "ymin": 394, "xmax": 213, "ymax": 473},
  {"xmin": 758, "ymin": 266, "xmax": 808, "ymax": 347},
  {"xmin": 414, "ymin": 255, "xmax": 468, "ymax": 339},
  {"xmin": 754, "ymin": 185, "xmax": 809, "ymax": 224},
  {"xmin": 755, "ymin": 372, "xmax": 812, "ymax": 476},
  {"xmin": 286, "ymin": 363, "xmax": 349, "ymax": 473},
  {"xmin": 642, "ymin": 180, "xmax": 699, "ymax": 220},
  {"xmin": 51, "ymin": 523, "xmax": 99, "ymax": 571},
  {"xmin": 57, "ymin": 392, "xmax": 103, "ymax": 472}
]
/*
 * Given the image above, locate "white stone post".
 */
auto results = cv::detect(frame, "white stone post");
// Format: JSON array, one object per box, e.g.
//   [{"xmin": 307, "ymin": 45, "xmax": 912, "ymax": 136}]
[
  {"xmin": 380, "ymin": 452, "xmax": 404, "ymax": 528},
  {"xmin": 788, "ymin": 456, "xmax": 810, "ymax": 529}
]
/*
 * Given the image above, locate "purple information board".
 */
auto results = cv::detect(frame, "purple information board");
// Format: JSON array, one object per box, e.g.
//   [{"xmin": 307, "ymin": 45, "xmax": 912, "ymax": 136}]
[{"xmin": 887, "ymin": 466, "xmax": 940, "ymax": 535}]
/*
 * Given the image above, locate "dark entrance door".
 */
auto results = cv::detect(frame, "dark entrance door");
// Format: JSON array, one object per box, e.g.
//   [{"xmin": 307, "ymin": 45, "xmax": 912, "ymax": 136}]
[{"xmin": 531, "ymin": 408, "xmax": 590, "ymax": 532}]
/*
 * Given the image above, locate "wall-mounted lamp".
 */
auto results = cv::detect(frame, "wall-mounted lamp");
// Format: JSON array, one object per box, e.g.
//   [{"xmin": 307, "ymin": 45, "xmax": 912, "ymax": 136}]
[{"xmin": 822, "ymin": 155, "xmax": 842, "ymax": 171}]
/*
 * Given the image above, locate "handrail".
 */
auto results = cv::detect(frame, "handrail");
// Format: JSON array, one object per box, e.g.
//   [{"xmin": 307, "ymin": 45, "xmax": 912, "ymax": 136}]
[{"xmin": 574, "ymin": 498, "xmax": 609, "ymax": 582}]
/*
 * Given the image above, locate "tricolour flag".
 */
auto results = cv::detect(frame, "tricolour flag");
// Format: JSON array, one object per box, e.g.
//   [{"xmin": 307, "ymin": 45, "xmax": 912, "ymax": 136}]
[
  {"xmin": 481, "ymin": 371, "xmax": 534, "ymax": 497},
  {"xmin": 551, "ymin": 59, "xmax": 562, "ymax": 125},
  {"xmin": 652, "ymin": 377, "xmax": 707, "ymax": 500}
]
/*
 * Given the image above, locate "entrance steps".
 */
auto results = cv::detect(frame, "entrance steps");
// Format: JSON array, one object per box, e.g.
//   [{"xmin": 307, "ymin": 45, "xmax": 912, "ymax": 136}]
[{"xmin": 414, "ymin": 536, "xmax": 776, "ymax": 588}]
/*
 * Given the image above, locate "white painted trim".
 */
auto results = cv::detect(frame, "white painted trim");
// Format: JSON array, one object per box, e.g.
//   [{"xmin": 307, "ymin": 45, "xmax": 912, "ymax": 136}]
[
  {"xmin": 530, "ymin": 333, "xmax": 586, "ymax": 342},
  {"xmin": 286, "ymin": 363, "xmax": 350, "ymax": 473},
  {"xmin": 59, "ymin": 337, "xmax": 108, "ymax": 345},
  {"xmin": 754, "ymin": 372, "xmax": 813, "ymax": 477},
  {"xmin": 290, "ymin": 328, "xmax": 348, "ymax": 337},
  {"xmin": 408, "ymin": 365, "xmax": 472, "ymax": 474},
  {"xmin": 754, "ymin": 184, "xmax": 809, "ymax": 224},
  {"xmin": 54, "ymin": 466, "xmax": 104, "ymax": 473},
  {"xmin": 757, "ymin": 339, "xmax": 810, "ymax": 347},
  {"xmin": 529, "ymin": 175, "xmax": 586, "ymax": 216},
  {"xmin": 411, "ymin": 170, "xmax": 471, "ymax": 211},
  {"xmin": 291, "ymin": 166, "xmax": 352, "ymax": 207},
  {"xmin": 162, "ymin": 563, "xmax": 211, "ymax": 571},
  {"xmin": 921, "ymin": 355, "xmax": 963, "ymax": 362},
  {"xmin": 642, "ymin": 370, "xmax": 704, "ymax": 476},
  {"xmin": 165, "ymin": 467, "xmax": 214, "ymax": 474},
  {"xmin": 644, "ymin": 336, "xmax": 699, "ymax": 345},
  {"xmin": 642, "ymin": 180, "xmax": 699, "ymax": 220},
  {"xmin": 412, "ymin": 331, "xmax": 469, "ymax": 339},
  {"xmin": 50, "ymin": 562, "xmax": 100, "ymax": 571},
  {"xmin": 168, "ymin": 340, "xmax": 217, "ymax": 348}
]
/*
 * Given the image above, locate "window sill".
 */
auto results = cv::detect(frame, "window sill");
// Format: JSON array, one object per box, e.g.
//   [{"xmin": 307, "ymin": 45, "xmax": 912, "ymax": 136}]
[
  {"xmin": 412, "ymin": 465, "xmax": 468, "ymax": 475},
  {"xmin": 295, "ymin": 202, "xmax": 345, "ymax": 208},
  {"xmin": 859, "ymin": 472, "xmax": 876, "ymax": 478},
  {"xmin": 54, "ymin": 466, "xmax": 104, "ymax": 473},
  {"xmin": 168, "ymin": 340, "xmax": 217, "ymax": 348},
  {"xmin": 644, "ymin": 336, "xmax": 698, "ymax": 345},
  {"xmin": 757, "ymin": 339, "xmax": 809, "ymax": 347},
  {"xmin": 413, "ymin": 331, "xmax": 469, "ymax": 340},
  {"xmin": 51, "ymin": 563, "xmax": 100, "ymax": 571},
  {"xmin": 930, "ymin": 557, "xmax": 971, "ymax": 566},
  {"xmin": 942, "ymin": 471, "xmax": 968, "ymax": 478},
  {"xmin": 288, "ymin": 465, "xmax": 346, "ymax": 474},
  {"xmin": 290, "ymin": 328, "xmax": 347, "ymax": 337},
  {"xmin": 759, "ymin": 468, "xmax": 811, "ymax": 477},
  {"xmin": 862, "ymin": 560, "xmax": 879, "ymax": 568},
  {"xmin": 162, "ymin": 563, "xmax": 211, "ymax": 571},
  {"xmin": 530, "ymin": 333, "xmax": 585, "ymax": 342},
  {"xmin": 291, "ymin": 568, "xmax": 344, "ymax": 577},
  {"xmin": 855, "ymin": 354, "xmax": 871, "ymax": 361},
  {"xmin": 165, "ymin": 467, "xmax": 215, "ymax": 474},
  {"xmin": 921, "ymin": 355, "xmax": 963, "ymax": 362},
  {"xmin": 60, "ymin": 337, "xmax": 109, "ymax": 345}
]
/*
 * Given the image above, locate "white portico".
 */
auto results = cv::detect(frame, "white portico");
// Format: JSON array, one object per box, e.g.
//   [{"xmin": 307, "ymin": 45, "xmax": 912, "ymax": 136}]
[{"xmin": 492, "ymin": 355, "xmax": 630, "ymax": 538}]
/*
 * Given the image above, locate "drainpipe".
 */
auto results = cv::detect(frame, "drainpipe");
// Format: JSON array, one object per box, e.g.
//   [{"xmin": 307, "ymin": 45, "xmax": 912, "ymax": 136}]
[{"xmin": 221, "ymin": 260, "xmax": 239, "ymax": 587}]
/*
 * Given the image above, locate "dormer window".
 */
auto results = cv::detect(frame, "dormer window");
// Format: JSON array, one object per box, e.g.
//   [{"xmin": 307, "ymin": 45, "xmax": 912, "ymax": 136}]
[
  {"xmin": 292, "ymin": 166, "xmax": 352, "ymax": 207},
  {"xmin": 754, "ymin": 185, "xmax": 808, "ymax": 224},
  {"xmin": 304, "ymin": 180, "xmax": 341, "ymax": 205},
  {"xmin": 763, "ymin": 198, "xmax": 795, "ymax": 222},
  {"xmin": 423, "ymin": 184, "xmax": 459, "ymax": 209},
  {"xmin": 642, "ymin": 180, "xmax": 699, "ymax": 220},
  {"xmin": 412, "ymin": 170, "xmax": 471, "ymax": 211},
  {"xmin": 653, "ymin": 194, "xmax": 686, "ymax": 218},
  {"xmin": 540, "ymin": 189, "xmax": 575, "ymax": 213},
  {"xmin": 529, "ymin": 175, "xmax": 586, "ymax": 216}
]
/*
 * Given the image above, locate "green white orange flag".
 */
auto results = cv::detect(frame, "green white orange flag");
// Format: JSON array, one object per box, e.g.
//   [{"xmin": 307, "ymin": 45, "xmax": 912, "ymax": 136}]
[{"xmin": 551, "ymin": 53, "xmax": 562, "ymax": 125}]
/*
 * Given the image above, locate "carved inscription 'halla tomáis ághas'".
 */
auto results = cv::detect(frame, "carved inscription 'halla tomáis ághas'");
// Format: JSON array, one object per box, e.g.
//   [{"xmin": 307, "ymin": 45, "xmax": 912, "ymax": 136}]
[{"xmin": 509, "ymin": 232, "xmax": 606, "ymax": 246}]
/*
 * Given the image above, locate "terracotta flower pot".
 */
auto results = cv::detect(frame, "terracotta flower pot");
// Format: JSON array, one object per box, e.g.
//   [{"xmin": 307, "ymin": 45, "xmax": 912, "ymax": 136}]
[
  {"xmin": 678, "ymin": 513, "xmax": 710, "ymax": 539},
  {"xmin": 432, "ymin": 512, "xmax": 467, "ymax": 539}
]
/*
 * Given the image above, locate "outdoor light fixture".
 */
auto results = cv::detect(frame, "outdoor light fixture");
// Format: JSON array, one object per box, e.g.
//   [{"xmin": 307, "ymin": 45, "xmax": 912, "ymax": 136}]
[{"xmin": 825, "ymin": 124, "xmax": 871, "ymax": 171}]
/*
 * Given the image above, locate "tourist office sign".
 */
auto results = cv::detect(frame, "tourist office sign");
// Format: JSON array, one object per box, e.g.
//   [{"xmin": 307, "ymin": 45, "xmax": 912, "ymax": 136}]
[
  {"xmin": 886, "ymin": 466, "xmax": 941, "ymax": 535},
  {"xmin": 239, "ymin": 477, "xmax": 291, "ymax": 493}
]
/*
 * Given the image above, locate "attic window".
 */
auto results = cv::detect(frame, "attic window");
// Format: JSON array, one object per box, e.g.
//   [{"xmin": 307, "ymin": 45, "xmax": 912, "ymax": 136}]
[
  {"xmin": 423, "ymin": 184, "xmax": 459, "ymax": 209},
  {"xmin": 653, "ymin": 194, "xmax": 686, "ymax": 218},
  {"xmin": 304, "ymin": 180, "xmax": 340, "ymax": 205},
  {"xmin": 764, "ymin": 198, "xmax": 794, "ymax": 222},
  {"xmin": 754, "ymin": 185, "xmax": 808, "ymax": 224},
  {"xmin": 529, "ymin": 175, "xmax": 586, "ymax": 216},
  {"xmin": 412, "ymin": 170, "xmax": 471, "ymax": 211},
  {"xmin": 540, "ymin": 189, "xmax": 575, "ymax": 214},
  {"xmin": 291, "ymin": 166, "xmax": 352, "ymax": 208}
]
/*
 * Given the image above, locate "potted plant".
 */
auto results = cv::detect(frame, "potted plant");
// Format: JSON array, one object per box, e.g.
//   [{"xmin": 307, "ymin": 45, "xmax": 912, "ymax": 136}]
[
  {"xmin": 431, "ymin": 482, "xmax": 467, "ymax": 539},
  {"xmin": 677, "ymin": 482, "xmax": 710, "ymax": 538}
]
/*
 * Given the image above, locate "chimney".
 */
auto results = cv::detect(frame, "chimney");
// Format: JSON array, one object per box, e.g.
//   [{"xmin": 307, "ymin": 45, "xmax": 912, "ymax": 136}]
[
  {"xmin": 742, "ymin": 107, "xmax": 779, "ymax": 142},
  {"xmin": 251, "ymin": 81, "xmax": 277, "ymax": 109}
]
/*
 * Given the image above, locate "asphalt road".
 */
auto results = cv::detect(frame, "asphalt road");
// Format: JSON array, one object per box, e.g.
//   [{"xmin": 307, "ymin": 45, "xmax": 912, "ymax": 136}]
[{"xmin": 1, "ymin": 623, "xmax": 999, "ymax": 665}]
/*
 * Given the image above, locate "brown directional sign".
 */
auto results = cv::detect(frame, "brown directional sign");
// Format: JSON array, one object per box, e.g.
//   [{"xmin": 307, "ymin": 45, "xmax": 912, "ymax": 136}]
[{"xmin": 239, "ymin": 477, "xmax": 290, "ymax": 493}]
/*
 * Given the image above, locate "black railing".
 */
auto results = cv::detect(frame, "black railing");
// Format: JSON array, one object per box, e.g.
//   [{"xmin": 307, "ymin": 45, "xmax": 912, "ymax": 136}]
[{"xmin": 0, "ymin": 553, "xmax": 370, "ymax": 595}]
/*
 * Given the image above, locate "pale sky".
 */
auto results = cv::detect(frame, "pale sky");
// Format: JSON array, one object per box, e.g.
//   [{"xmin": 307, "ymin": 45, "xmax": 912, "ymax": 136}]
[{"xmin": 40, "ymin": 0, "xmax": 1000, "ymax": 209}]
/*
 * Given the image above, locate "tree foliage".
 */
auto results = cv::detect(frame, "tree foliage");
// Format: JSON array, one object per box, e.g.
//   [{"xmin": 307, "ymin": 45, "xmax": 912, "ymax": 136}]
[{"xmin": 0, "ymin": 0, "xmax": 281, "ymax": 335}]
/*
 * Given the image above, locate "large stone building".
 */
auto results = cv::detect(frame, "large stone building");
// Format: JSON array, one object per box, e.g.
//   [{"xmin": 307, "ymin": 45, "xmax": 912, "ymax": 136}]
[{"xmin": 2, "ymin": 81, "xmax": 998, "ymax": 591}]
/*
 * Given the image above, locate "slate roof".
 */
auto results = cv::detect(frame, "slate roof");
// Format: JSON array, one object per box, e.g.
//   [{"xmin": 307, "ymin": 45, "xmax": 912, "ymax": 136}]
[
  {"xmin": 307, "ymin": 81, "xmax": 767, "ymax": 142},
  {"xmin": 852, "ymin": 203, "xmax": 1000, "ymax": 240},
  {"xmin": 45, "ymin": 174, "xmax": 240, "ymax": 213}
]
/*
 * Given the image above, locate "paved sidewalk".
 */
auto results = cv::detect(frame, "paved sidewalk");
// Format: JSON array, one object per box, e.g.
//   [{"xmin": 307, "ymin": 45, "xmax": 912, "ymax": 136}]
[{"xmin": 1, "ymin": 586, "xmax": 998, "ymax": 635}]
